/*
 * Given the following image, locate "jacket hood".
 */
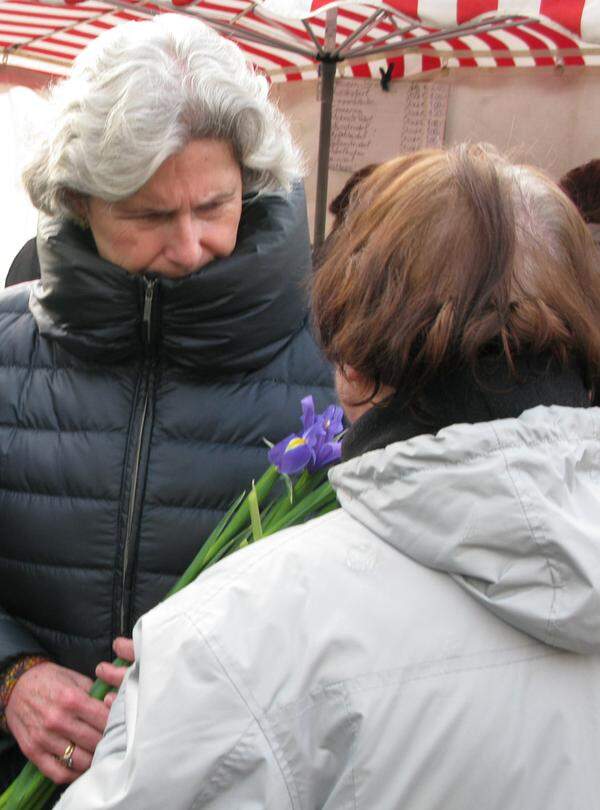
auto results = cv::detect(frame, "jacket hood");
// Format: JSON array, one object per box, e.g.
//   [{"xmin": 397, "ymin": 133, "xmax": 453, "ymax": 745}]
[
  {"xmin": 30, "ymin": 185, "xmax": 310, "ymax": 371},
  {"xmin": 331, "ymin": 405, "xmax": 600, "ymax": 654}
]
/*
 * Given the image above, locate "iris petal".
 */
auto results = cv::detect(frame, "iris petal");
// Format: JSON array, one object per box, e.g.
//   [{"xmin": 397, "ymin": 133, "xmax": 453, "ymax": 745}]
[
  {"xmin": 277, "ymin": 443, "xmax": 313, "ymax": 474},
  {"xmin": 268, "ymin": 400, "xmax": 343, "ymax": 475},
  {"xmin": 301, "ymin": 396, "xmax": 316, "ymax": 432}
]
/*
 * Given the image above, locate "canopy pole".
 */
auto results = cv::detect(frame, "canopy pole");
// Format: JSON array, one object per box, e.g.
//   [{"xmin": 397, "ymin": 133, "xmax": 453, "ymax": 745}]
[
  {"xmin": 313, "ymin": 56, "xmax": 336, "ymax": 251},
  {"xmin": 313, "ymin": 7, "xmax": 339, "ymax": 252}
]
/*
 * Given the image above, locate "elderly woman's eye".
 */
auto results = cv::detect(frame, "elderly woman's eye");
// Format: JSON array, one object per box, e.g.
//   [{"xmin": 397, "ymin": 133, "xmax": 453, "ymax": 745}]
[
  {"xmin": 141, "ymin": 212, "xmax": 170, "ymax": 222},
  {"xmin": 195, "ymin": 204, "xmax": 220, "ymax": 217}
]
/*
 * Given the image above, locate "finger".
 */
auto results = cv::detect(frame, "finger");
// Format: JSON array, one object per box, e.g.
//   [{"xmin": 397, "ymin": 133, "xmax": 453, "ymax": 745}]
[
  {"xmin": 50, "ymin": 679, "xmax": 110, "ymax": 735},
  {"xmin": 47, "ymin": 736, "xmax": 94, "ymax": 774},
  {"xmin": 37, "ymin": 751, "xmax": 86, "ymax": 785},
  {"xmin": 36, "ymin": 752, "xmax": 77, "ymax": 785},
  {"xmin": 64, "ymin": 669, "xmax": 95, "ymax": 693},
  {"xmin": 112, "ymin": 637, "xmax": 135, "ymax": 662},
  {"xmin": 70, "ymin": 744, "xmax": 93, "ymax": 773},
  {"xmin": 104, "ymin": 692, "xmax": 118, "ymax": 709},
  {"xmin": 95, "ymin": 661, "xmax": 128, "ymax": 690},
  {"xmin": 32, "ymin": 713, "xmax": 101, "ymax": 761},
  {"xmin": 76, "ymin": 693, "xmax": 111, "ymax": 734},
  {"xmin": 46, "ymin": 714, "xmax": 103, "ymax": 755}
]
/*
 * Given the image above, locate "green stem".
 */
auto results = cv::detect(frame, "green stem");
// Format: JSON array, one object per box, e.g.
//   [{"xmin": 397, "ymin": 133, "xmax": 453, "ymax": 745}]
[
  {"xmin": 166, "ymin": 465, "xmax": 279, "ymax": 597},
  {"xmin": 264, "ymin": 481, "xmax": 338, "ymax": 535},
  {"xmin": 261, "ymin": 468, "xmax": 329, "ymax": 532},
  {"xmin": 0, "ymin": 464, "xmax": 337, "ymax": 810}
]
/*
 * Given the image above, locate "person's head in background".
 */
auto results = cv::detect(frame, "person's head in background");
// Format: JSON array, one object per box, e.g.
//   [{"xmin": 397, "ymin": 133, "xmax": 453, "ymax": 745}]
[
  {"xmin": 329, "ymin": 164, "xmax": 380, "ymax": 231},
  {"xmin": 560, "ymin": 159, "xmax": 600, "ymax": 249},
  {"xmin": 313, "ymin": 144, "xmax": 600, "ymax": 431},
  {"xmin": 313, "ymin": 164, "xmax": 380, "ymax": 264}
]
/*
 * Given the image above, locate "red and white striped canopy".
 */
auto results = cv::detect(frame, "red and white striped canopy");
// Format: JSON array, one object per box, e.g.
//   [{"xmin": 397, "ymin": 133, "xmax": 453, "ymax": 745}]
[{"xmin": 1, "ymin": 0, "xmax": 599, "ymax": 81}]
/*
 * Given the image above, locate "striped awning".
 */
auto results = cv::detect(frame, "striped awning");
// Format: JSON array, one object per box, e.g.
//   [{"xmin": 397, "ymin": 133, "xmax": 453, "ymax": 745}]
[{"xmin": 1, "ymin": 0, "xmax": 599, "ymax": 81}]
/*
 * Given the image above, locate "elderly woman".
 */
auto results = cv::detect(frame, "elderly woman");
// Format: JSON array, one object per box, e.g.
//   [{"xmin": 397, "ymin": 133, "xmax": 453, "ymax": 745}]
[
  {"xmin": 0, "ymin": 14, "xmax": 333, "ymax": 789},
  {"xmin": 57, "ymin": 144, "xmax": 600, "ymax": 809}
]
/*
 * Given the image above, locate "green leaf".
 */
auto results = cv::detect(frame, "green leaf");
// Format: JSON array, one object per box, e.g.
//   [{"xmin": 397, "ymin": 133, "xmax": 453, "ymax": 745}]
[
  {"xmin": 283, "ymin": 473, "xmax": 294, "ymax": 504},
  {"xmin": 209, "ymin": 528, "xmax": 252, "ymax": 567},
  {"xmin": 248, "ymin": 482, "xmax": 263, "ymax": 541},
  {"xmin": 165, "ymin": 489, "xmax": 247, "ymax": 597},
  {"xmin": 261, "ymin": 491, "xmax": 294, "ymax": 531},
  {"xmin": 293, "ymin": 468, "xmax": 328, "ymax": 501},
  {"xmin": 264, "ymin": 481, "xmax": 338, "ymax": 535},
  {"xmin": 262, "ymin": 470, "xmax": 326, "ymax": 532}
]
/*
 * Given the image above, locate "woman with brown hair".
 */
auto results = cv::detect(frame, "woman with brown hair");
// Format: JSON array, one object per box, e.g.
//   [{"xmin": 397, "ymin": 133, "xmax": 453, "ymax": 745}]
[
  {"xmin": 316, "ymin": 144, "xmax": 600, "ymax": 436},
  {"xmin": 57, "ymin": 144, "xmax": 600, "ymax": 809}
]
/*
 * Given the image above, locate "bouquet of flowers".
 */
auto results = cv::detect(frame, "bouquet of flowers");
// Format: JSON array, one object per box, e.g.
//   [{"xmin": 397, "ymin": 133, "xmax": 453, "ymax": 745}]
[{"xmin": 0, "ymin": 397, "xmax": 342, "ymax": 810}]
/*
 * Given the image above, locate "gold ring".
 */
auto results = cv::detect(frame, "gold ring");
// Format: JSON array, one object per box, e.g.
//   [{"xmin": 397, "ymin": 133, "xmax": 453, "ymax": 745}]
[{"xmin": 59, "ymin": 741, "xmax": 76, "ymax": 770}]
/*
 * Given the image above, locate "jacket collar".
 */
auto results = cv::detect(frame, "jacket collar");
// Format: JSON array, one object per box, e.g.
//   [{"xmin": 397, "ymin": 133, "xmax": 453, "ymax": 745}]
[
  {"xmin": 342, "ymin": 355, "xmax": 590, "ymax": 461},
  {"xmin": 30, "ymin": 185, "xmax": 311, "ymax": 371}
]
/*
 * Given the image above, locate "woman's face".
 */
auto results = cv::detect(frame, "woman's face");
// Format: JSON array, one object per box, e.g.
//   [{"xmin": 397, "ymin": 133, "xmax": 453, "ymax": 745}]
[{"xmin": 82, "ymin": 139, "xmax": 243, "ymax": 278}]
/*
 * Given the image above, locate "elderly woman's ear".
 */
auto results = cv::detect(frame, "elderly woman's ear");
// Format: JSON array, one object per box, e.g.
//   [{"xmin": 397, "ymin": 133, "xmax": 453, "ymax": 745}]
[{"xmin": 65, "ymin": 192, "xmax": 89, "ymax": 229}]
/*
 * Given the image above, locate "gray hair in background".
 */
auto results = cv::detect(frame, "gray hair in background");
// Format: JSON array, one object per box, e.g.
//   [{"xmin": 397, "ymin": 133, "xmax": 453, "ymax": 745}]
[{"xmin": 24, "ymin": 14, "xmax": 302, "ymax": 219}]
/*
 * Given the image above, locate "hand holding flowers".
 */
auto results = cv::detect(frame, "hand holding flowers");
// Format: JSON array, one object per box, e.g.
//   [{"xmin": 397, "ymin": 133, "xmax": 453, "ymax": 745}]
[{"xmin": 0, "ymin": 397, "xmax": 342, "ymax": 810}]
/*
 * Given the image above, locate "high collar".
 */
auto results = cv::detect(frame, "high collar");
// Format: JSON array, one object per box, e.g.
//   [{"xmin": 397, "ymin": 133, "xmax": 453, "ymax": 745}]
[
  {"xmin": 343, "ymin": 354, "xmax": 591, "ymax": 461},
  {"xmin": 30, "ymin": 185, "xmax": 311, "ymax": 372}
]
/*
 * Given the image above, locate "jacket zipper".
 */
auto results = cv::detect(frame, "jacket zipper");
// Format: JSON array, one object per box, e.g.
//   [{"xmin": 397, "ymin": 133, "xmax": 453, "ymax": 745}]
[{"xmin": 119, "ymin": 276, "xmax": 157, "ymax": 636}]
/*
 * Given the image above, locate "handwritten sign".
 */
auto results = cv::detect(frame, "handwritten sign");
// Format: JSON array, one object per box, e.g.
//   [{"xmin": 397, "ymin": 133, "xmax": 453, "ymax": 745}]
[{"xmin": 328, "ymin": 79, "xmax": 449, "ymax": 173}]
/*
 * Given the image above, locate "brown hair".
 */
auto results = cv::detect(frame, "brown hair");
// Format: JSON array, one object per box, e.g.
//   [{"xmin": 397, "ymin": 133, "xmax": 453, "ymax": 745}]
[
  {"xmin": 313, "ymin": 143, "xmax": 600, "ymax": 402},
  {"xmin": 560, "ymin": 159, "xmax": 600, "ymax": 224}
]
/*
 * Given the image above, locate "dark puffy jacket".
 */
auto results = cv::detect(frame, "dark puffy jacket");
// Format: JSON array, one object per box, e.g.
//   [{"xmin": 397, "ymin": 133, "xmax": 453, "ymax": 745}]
[{"xmin": 0, "ymin": 185, "xmax": 333, "ymax": 682}]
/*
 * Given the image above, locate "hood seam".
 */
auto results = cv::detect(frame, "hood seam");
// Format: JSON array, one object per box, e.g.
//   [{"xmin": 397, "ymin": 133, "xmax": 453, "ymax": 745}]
[{"xmin": 489, "ymin": 422, "xmax": 563, "ymax": 648}]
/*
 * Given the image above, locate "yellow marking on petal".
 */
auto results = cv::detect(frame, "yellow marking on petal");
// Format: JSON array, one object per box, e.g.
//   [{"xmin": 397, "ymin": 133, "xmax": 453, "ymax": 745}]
[{"xmin": 286, "ymin": 437, "xmax": 307, "ymax": 451}]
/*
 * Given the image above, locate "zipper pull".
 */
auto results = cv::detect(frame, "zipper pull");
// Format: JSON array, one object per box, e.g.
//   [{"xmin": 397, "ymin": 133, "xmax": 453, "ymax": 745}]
[{"xmin": 142, "ymin": 277, "xmax": 157, "ymax": 347}]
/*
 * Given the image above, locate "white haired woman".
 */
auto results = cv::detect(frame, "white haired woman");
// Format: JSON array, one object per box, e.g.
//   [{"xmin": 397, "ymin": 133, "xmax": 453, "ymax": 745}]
[{"xmin": 0, "ymin": 14, "xmax": 333, "ymax": 790}]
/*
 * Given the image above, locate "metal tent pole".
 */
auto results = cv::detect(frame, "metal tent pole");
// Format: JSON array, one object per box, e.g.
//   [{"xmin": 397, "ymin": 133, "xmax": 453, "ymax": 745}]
[
  {"xmin": 313, "ymin": 55, "xmax": 337, "ymax": 251},
  {"xmin": 312, "ymin": 7, "xmax": 339, "ymax": 251}
]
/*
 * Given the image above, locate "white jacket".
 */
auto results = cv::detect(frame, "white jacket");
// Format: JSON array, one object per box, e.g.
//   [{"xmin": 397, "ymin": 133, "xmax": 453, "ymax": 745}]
[{"xmin": 57, "ymin": 406, "xmax": 600, "ymax": 809}]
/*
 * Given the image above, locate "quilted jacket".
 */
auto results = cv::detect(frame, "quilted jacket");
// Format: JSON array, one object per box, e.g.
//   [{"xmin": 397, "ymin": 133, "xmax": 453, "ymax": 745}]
[{"xmin": 0, "ymin": 185, "xmax": 333, "ymax": 685}]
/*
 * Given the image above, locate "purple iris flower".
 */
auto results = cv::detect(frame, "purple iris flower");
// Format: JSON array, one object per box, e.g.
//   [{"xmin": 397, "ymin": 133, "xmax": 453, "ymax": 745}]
[{"xmin": 268, "ymin": 396, "xmax": 344, "ymax": 475}]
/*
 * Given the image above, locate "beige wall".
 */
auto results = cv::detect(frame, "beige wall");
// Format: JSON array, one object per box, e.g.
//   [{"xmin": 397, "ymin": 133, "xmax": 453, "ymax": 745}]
[
  {"xmin": 270, "ymin": 66, "xmax": 600, "ymax": 240},
  {"xmin": 0, "ymin": 85, "xmax": 48, "ymax": 283}
]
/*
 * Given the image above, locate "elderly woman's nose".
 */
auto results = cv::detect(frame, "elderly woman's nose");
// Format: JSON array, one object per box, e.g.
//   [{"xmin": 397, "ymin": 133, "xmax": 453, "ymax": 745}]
[{"xmin": 166, "ymin": 215, "xmax": 203, "ymax": 269}]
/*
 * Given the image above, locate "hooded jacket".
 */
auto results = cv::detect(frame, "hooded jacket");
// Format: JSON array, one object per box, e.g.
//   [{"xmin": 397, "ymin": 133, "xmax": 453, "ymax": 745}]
[
  {"xmin": 0, "ymin": 185, "xmax": 333, "ymax": 685},
  {"xmin": 56, "ymin": 404, "xmax": 600, "ymax": 810}
]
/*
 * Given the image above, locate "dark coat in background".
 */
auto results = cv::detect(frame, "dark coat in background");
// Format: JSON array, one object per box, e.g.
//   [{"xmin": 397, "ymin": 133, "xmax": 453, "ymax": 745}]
[
  {"xmin": 5, "ymin": 238, "xmax": 39, "ymax": 287},
  {"xmin": 0, "ymin": 185, "xmax": 333, "ymax": 766}
]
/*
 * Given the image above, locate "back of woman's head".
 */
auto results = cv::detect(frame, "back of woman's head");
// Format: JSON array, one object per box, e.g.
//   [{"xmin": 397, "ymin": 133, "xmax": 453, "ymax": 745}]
[
  {"xmin": 24, "ymin": 15, "xmax": 300, "ymax": 220},
  {"xmin": 313, "ymin": 143, "xmax": 600, "ymax": 401}
]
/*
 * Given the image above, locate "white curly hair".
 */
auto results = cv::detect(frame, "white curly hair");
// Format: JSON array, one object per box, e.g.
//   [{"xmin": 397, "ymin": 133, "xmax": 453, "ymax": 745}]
[{"xmin": 24, "ymin": 14, "xmax": 302, "ymax": 219}]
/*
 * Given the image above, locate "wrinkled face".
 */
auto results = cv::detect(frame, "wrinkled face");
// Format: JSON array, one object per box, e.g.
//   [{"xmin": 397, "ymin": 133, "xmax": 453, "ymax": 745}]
[{"xmin": 82, "ymin": 139, "xmax": 243, "ymax": 278}]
